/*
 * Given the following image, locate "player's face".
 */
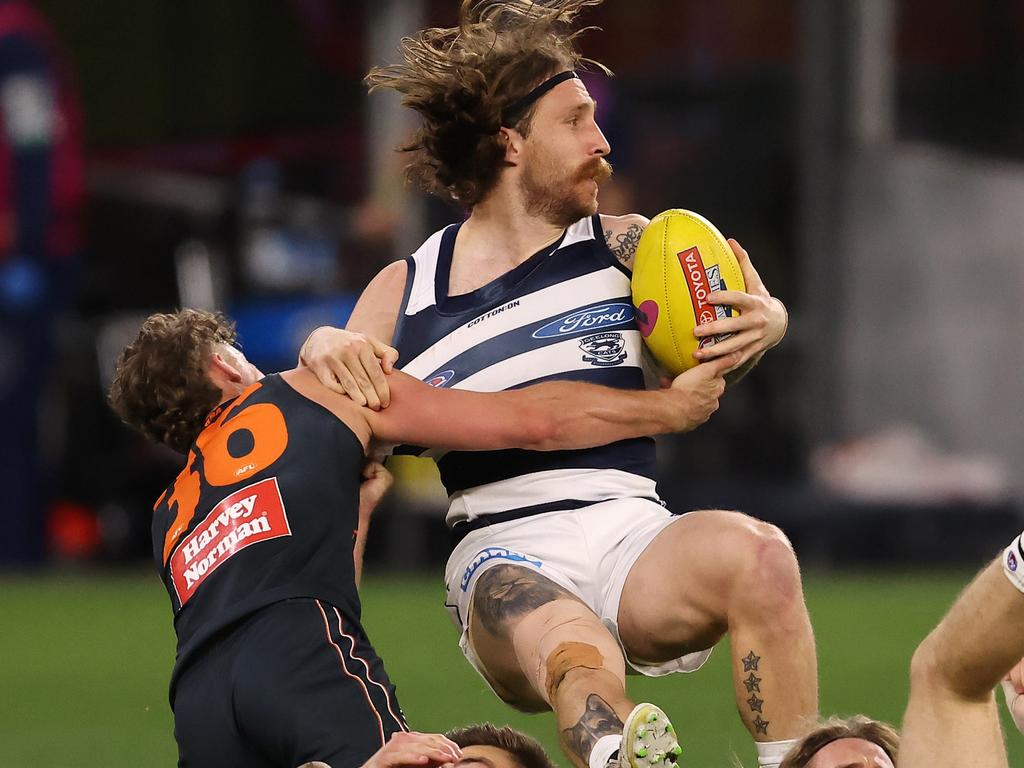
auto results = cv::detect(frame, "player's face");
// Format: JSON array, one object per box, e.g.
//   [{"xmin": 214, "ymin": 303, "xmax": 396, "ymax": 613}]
[
  {"xmin": 518, "ymin": 78, "xmax": 612, "ymax": 228},
  {"xmin": 806, "ymin": 738, "xmax": 895, "ymax": 768},
  {"xmin": 455, "ymin": 745, "xmax": 521, "ymax": 768}
]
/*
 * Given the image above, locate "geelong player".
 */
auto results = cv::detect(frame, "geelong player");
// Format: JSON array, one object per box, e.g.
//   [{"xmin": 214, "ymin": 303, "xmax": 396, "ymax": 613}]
[
  {"xmin": 300, "ymin": 3, "xmax": 816, "ymax": 768},
  {"xmin": 899, "ymin": 533, "xmax": 1024, "ymax": 768},
  {"xmin": 108, "ymin": 308, "xmax": 732, "ymax": 768}
]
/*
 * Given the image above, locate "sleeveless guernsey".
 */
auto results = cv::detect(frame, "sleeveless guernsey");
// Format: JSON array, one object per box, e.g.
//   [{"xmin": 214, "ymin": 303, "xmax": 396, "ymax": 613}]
[{"xmin": 393, "ymin": 214, "xmax": 659, "ymax": 528}]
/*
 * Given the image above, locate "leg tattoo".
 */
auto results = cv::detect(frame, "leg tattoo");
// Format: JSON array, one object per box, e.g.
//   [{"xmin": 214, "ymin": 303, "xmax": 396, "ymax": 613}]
[
  {"xmin": 562, "ymin": 693, "xmax": 625, "ymax": 761},
  {"xmin": 741, "ymin": 649, "xmax": 770, "ymax": 736},
  {"xmin": 473, "ymin": 565, "xmax": 577, "ymax": 637}
]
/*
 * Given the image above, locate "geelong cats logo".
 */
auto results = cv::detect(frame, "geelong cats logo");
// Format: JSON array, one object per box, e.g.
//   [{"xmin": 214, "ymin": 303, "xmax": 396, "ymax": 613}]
[{"xmin": 579, "ymin": 333, "xmax": 627, "ymax": 367}]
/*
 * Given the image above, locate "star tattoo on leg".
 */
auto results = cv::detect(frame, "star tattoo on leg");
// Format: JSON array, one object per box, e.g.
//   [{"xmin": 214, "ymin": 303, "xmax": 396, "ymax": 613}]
[
  {"xmin": 742, "ymin": 651, "xmax": 761, "ymax": 671},
  {"xmin": 746, "ymin": 694, "xmax": 764, "ymax": 713},
  {"xmin": 753, "ymin": 715, "xmax": 770, "ymax": 735},
  {"xmin": 743, "ymin": 672, "xmax": 762, "ymax": 693}
]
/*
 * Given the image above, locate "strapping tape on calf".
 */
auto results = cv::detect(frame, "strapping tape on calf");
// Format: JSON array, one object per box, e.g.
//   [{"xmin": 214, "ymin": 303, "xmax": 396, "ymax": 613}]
[{"xmin": 545, "ymin": 641, "xmax": 604, "ymax": 700}]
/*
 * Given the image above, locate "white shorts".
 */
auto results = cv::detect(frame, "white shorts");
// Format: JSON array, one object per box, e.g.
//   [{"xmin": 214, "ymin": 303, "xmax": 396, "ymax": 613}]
[{"xmin": 443, "ymin": 497, "xmax": 713, "ymax": 688}]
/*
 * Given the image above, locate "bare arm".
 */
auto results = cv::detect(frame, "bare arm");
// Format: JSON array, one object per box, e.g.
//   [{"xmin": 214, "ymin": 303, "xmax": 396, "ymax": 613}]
[
  {"xmin": 367, "ymin": 354, "xmax": 739, "ymax": 452},
  {"xmin": 601, "ymin": 212, "xmax": 650, "ymax": 272},
  {"xmin": 901, "ymin": 556, "xmax": 1024, "ymax": 768},
  {"xmin": 353, "ymin": 461, "xmax": 392, "ymax": 588},
  {"xmin": 344, "ymin": 259, "xmax": 408, "ymax": 342}
]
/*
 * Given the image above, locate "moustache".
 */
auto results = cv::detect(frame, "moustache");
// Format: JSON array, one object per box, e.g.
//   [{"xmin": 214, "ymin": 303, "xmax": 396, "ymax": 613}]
[{"xmin": 576, "ymin": 158, "xmax": 613, "ymax": 184}]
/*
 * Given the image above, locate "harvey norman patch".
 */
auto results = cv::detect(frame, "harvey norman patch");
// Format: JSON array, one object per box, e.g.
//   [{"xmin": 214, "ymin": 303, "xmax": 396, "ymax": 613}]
[{"xmin": 170, "ymin": 477, "xmax": 291, "ymax": 607}]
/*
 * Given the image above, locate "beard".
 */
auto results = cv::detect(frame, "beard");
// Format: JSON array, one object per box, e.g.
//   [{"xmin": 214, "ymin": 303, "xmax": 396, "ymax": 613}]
[{"xmin": 519, "ymin": 155, "xmax": 613, "ymax": 228}]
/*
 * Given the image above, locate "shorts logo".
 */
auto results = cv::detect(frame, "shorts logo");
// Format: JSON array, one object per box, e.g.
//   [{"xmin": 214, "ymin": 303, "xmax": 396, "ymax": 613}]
[
  {"xmin": 1009, "ymin": 551, "xmax": 1019, "ymax": 572},
  {"xmin": 580, "ymin": 332, "xmax": 627, "ymax": 367},
  {"xmin": 532, "ymin": 302, "xmax": 634, "ymax": 339},
  {"xmin": 425, "ymin": 370, "xmax": 455, "ymax": 388},
  {"xmin": 461, "ymin": 547, "xmax": 543, "ymax": 592},
  {"xmin": 170, "ymin": 477, "xmax": 291, "ymax": 607}
]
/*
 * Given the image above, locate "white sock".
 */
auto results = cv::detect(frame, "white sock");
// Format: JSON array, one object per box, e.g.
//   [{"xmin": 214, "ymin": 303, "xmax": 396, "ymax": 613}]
[
  {"xmin": 588, "ymin": 734, "xmax": 622, "ymax": 768},
  {"xmin": 756, "ymin": 739, "xmax": 799, "ymax": 768}
]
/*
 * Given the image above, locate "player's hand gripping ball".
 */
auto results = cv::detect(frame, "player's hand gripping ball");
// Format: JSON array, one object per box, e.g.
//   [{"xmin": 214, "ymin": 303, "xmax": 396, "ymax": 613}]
[{"xmin": 631, "ymin": 209, "xmax": 746, "ymax": 375}]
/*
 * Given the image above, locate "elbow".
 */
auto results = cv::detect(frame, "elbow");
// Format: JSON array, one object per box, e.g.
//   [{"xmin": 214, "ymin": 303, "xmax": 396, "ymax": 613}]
[{"xmin": 515, "ymin": 408, "xmax": 562, "ymax": 451}]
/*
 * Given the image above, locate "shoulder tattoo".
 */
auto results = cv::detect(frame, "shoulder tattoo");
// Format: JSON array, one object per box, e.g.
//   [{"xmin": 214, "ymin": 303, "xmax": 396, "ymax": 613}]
[{"xmin": 604, "ymin": 223, "xmax": 644, "ymax": 267}]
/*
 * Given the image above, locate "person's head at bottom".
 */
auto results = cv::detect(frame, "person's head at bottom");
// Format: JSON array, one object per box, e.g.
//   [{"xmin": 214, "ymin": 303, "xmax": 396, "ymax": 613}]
[
  {"xmin": 779, "ymin": 716, "xmax": 898, "ymax": 768},
  {"xmin": 447, "ymin": 724, "xmax": 556, "ymax": 768}
]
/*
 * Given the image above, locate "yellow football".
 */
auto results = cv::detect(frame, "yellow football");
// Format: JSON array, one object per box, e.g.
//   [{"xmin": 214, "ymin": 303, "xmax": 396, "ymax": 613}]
[{"xmin": 631, "ymin": 209, "xmax": 746, "ymax": 375}]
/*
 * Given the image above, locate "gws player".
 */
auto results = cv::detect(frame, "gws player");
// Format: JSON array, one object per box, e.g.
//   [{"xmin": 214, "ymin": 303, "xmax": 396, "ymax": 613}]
[
  {"xmin": 301, "ymin": 3, "xmax": 815, "ymax": 768},
  {"xmin": 108, "ymin": 308, "xmax": 733, "ymax": 768}
]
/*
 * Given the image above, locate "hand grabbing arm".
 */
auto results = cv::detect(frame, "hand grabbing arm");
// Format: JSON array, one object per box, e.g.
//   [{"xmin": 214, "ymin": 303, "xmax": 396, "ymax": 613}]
[{"xmin": 300, "ymin": 327, "xmax": 399, "ymax": 410}]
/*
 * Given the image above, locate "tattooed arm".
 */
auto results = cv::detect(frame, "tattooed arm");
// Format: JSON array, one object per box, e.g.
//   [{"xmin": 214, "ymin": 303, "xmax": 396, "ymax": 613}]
[{"xmin": 601, "ymin": 213, "xmax": 650, "ymax": 272}]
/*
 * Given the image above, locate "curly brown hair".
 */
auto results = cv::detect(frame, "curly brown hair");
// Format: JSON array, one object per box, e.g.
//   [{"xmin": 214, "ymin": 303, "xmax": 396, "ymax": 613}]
[
  {"xmin": 108, "ymin": 309, "xmax": 236, "ymax": 454},
  {"xmin": 366, "ymin": 0, "xmax": 609, "ymax": 208},
  {"xmin": 779, "ymin": 716, "xmax": 900, "ymax": 767},
  {"xmin": 446, "ymin": 723, "xmax": 555, "ymax": 768}
]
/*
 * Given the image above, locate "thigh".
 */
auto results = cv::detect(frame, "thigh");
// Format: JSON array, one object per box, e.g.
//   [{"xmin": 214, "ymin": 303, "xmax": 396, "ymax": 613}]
[
  {"xmin": 616, "ymin": 509, "xmax": 772, "ymax": 663},
  {"xmin": 469, "ymin": 563, "xmax": 627, "ymax": 712},
  {"xmin": 234, "ymin": 600, "xmax": 406, "ymax": 767}
]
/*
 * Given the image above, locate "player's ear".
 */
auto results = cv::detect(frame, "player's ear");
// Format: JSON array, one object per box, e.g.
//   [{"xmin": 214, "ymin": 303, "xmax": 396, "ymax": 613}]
[
  {"xmin": 500, "ymin": 126, "xmax": 522, "ymax": 165},
  {"xmin": 208, "ymin": 352, "xmax": 243, "ymax": 384}
]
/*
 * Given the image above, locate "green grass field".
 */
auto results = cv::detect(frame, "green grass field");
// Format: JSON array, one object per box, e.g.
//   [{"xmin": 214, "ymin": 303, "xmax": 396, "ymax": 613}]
[{"xmin": 1, "ymin": 570, "xmax": 1021, "ymax": 766}]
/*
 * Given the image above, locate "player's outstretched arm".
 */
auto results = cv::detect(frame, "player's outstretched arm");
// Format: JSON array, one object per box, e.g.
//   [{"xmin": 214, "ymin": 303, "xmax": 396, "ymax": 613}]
[
  {"xmin": 368, "ymin": 352, "xmax": 740, "ymax": 452},
  {"xmin": 899, "ymin": 553, "xmax": 1024, "ymax": 768},
  {"xmin": 361, "ymin": 731, "xmax": 462, "ymax": 768}
]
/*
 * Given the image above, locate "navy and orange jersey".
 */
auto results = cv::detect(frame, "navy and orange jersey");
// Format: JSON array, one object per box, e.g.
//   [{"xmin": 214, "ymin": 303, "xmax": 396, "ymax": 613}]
[{"xmin": 151, "ymin": 373, "xmax": 365, "ymax": 687}]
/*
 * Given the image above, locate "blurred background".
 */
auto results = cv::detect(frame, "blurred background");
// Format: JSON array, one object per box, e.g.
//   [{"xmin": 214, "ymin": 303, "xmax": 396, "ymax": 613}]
[{"xmin": 2, "ymin": 0, "xmax": 1023, "ymax": 765}]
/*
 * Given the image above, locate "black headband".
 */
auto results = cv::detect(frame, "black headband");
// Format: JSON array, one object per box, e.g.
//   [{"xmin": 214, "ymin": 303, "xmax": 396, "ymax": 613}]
[{"xmin": 502, "ymin": 70, "xmax": 580, "ymax": 126}]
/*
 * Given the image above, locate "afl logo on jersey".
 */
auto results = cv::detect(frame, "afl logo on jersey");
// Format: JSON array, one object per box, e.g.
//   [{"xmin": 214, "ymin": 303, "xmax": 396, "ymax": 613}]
[
  {"xmin": 532, "ymin": 301, "xmax": 634, "ymax": 339},
  {"xmin": 426, "ymin": 370, "xmax": 455, "ymax": 388},
  {"xmin": 580, "ymin": 333, "xmax": 627, "ymax": 367}
]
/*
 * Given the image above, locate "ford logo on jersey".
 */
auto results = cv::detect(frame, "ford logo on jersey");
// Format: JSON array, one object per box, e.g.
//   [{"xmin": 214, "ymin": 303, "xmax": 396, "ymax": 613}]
[
  {"xmin": 425, "ymin": 370, "xmax": 455, "ymax": 387},
  {"xmin": 531, "ymin": 301, "xmax": 635, "ymax": 339}
]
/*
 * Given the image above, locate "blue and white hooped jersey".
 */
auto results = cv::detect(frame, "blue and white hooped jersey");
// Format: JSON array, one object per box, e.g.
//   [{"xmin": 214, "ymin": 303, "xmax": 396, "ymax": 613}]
[{"xmin": 393, "ymin": 214, "xmax": 658, "ymax": 527}]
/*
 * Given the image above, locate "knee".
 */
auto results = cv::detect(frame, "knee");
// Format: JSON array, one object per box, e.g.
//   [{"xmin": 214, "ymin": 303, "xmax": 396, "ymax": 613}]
[
  {"xmin": 543, "ymin": 640, "xmax": 607, "ymax": 701},
  {"xmin": 722, "ymin": 513, "xmax": 803, "ymax": 616}
]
